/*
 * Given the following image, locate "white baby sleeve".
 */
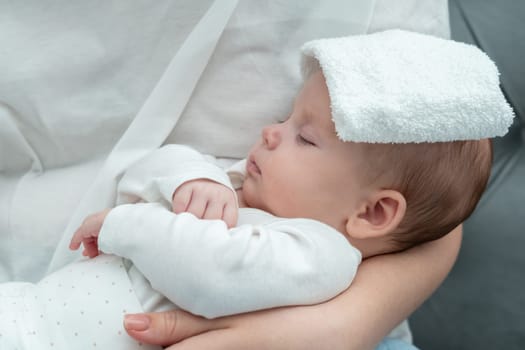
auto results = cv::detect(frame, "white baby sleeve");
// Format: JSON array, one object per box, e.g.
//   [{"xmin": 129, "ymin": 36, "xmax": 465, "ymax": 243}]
[
  {"xmin": 116, "ymin": 144, "xmax": 234, "ymax": 206},
  {"xmin": 98, "ymin": 203, "xmax": 360, "ymax": 318}
]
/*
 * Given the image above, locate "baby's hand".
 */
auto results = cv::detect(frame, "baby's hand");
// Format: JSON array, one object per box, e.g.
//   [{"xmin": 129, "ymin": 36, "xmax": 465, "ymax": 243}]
[
  {"xmin": 69, "ymin": 209, "xmax": 111, "ymax": 258},
  {"xmin": 172, "ymin": 179, "xmax": 238, "ymax": 228}
]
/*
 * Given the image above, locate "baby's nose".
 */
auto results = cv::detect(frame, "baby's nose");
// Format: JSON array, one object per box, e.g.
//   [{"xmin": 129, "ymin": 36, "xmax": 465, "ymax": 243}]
[{"xmin": 262, "ymin": 125, "xmax": 281, "ymax": 149}]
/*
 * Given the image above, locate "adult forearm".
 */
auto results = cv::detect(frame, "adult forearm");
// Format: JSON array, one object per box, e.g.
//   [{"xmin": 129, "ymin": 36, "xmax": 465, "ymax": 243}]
[
  {"xmin": 124, "ymin": 226, "xmax": 462, "ymax": 350},
  {"xmin": 335, "ymin": 225, "xmax": 462, "ymax": 349}
]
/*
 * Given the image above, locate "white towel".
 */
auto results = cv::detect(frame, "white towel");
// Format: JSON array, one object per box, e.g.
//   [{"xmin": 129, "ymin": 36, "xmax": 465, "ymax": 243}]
[{"xmin": 301, "ymin": 29, "xmax": 514, "ymax": 143}]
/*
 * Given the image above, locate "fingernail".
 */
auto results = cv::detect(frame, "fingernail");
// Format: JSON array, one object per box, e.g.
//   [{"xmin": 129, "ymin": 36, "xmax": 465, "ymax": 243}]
[{"xmin": 124, "ymin": 314, "xmax": 150, "ymax": 331}]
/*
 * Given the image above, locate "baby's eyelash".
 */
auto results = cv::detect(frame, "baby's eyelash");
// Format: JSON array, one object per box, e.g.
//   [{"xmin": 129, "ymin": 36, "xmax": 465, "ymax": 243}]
[{"xmin": 296, "ymin": 134, "xmax": 315, "ymax": 146}]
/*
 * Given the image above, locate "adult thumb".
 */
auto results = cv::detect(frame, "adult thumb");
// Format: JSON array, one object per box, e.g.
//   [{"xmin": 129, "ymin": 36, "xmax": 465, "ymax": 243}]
[{"xmin": 124, "ymin": 310, "xmax": 217, "ymax": 346}]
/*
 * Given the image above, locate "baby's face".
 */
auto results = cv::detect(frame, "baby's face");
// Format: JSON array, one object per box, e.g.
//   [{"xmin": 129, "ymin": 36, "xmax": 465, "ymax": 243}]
[{"xmin": 242, "ymin": 71, "xmax": 367, "ymax": 232}]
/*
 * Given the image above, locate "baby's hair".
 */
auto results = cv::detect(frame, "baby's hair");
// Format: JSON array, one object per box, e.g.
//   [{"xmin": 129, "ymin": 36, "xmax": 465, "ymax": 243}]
[{"xmin": 356, "ymin": 138, "xmax": 493, "ymax": 251}]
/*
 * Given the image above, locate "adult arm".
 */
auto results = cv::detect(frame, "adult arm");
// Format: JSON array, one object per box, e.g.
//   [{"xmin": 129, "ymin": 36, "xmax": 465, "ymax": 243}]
[
  {"xmin": 124, "ymin": 225, "xmax": 462, "ymax": 350},
  {"xmin": 99, "ymin": 203, "xmax": 360, "ymax": 318}
]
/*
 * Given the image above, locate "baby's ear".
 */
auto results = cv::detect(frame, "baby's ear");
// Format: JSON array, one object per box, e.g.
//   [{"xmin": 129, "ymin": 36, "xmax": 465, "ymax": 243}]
[{"xmin": 345, "ymin": 190, "xmax": 406, "ymax": 239}]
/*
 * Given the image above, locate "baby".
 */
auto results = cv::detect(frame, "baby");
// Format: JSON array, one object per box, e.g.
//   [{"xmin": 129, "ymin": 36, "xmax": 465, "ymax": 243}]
[
  {"xmin": 68, "ymin": 69, "xmax": 490, "ymax": 347},
  {"xmin": 0, "ymin": 31, "xmax": 503, "ymax": 349}
]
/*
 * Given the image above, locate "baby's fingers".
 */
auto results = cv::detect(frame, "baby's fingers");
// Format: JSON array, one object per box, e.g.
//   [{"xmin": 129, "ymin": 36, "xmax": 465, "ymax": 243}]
[
  {"xmin": 202, "ymin": 200, "xmax": 223, "ymax": 222},
  {"xmin": 69, "ymin": 209, "xmax": 109, "ymax": 251},
  {"xmin": 69, "ymin": 234, "xmax": 82, "ymax": 250},
  {"xmin": 185, "ymin": 193, "xmax": 207, "ymax": 219},
  {"xmin": 223, "ymin": 202, "xmax": 238, "ymax": 228},
  {"xmin": 70, "ymin": 226, "xmax": 90, "ymax": 250},
  {"xmin": 172, "ymin": 186, "xmax": 193, "ymax": 214},
  {"xmin": 81, "ymin": 237, "xmax": 100, "ymax": 258}
]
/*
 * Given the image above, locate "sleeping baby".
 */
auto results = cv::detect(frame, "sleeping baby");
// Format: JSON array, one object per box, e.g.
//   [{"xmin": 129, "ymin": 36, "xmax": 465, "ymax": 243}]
[{"xmin": 0, "ymin": 30, "xmax": 511, "ymax": 349}]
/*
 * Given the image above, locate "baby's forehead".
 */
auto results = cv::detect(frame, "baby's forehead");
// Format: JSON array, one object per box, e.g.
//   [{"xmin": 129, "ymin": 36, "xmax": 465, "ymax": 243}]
[{"xmin": 295, "ymin": 71, "xmax": 338, "ymax": 130}]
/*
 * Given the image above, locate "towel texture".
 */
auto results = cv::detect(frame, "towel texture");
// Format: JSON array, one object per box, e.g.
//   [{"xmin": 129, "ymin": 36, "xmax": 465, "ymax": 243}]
[{"xmin": 301, "ymin": 29, "xmax": 514, "ymax": 143}]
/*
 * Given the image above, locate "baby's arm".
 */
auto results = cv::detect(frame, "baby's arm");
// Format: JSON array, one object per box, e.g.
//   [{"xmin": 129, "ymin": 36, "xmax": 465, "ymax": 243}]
[
  {"xmin": 172, "ymin": 179, "xmax": 237, "ymax": 228},
  {"xmin": 116, "ymin": 144, "xmax": 234, "ymax": 208},
  {"xmin": 96, "ymin": 203, "xmax": 360, "ymax": 318},
  {"xmin": 116, "ymin": 144, "xmax": 238, "ymax": 226}
]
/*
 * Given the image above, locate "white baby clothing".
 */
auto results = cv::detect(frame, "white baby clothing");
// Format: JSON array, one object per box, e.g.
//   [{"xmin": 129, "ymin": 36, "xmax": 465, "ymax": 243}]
[
  {"xmin": 0, "ymin": 145, "xmax": 360, "ymax": 349},
  {"xmin": 0, "ymin": 255, "xmax": 156, "ymax": 349}
]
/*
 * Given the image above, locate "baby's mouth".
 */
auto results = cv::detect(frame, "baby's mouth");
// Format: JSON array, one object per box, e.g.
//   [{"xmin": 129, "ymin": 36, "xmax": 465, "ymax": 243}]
[{"xmin": 247, "ymin": 156, "xmax": 261, "ymax": 175}]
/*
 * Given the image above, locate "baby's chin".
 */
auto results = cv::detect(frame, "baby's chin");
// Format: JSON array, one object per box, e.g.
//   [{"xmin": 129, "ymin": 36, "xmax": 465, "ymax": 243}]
[
  {"xmin": 240, "ymin": 185, "xmax": 257, "ymax": 208},
  {"xmin": 241, "ymin": 186, "xmax": 275, "ymax": 215}
]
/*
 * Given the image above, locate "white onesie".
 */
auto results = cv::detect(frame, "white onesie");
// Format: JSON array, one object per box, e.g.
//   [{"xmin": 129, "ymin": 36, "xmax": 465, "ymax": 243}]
[{"xmin": 0, "ymin": 145, "xmax": 361, "ymax": 349}]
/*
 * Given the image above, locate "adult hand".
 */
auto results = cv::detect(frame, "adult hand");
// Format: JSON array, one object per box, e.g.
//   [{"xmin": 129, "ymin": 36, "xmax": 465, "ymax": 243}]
[{"xmin": 124, "ymin": 304, "xmax": 352, "ymax": 350}]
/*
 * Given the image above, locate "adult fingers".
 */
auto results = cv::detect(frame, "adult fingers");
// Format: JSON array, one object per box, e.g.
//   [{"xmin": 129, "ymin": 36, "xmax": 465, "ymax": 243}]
[
  {"xmin": 167, "ymin": 329, "xmax": 244, "ymax": 350},
  {"xmin": 124, "ymin": 310, "xmax": 223, "ymax": 346},
  {"xmin": 166, "ymin": 306, "xmax": 347, "ymax": 350}
]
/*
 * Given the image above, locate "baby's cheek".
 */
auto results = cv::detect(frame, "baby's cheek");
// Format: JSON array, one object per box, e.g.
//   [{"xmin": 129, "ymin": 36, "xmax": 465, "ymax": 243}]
[
  {"xmin": 240, "ymin": 180, "xmax": 262, "ymax": 209},
  {"xmin": 267, "ymin": 185, "xmax": 304, "ymax": 217}
]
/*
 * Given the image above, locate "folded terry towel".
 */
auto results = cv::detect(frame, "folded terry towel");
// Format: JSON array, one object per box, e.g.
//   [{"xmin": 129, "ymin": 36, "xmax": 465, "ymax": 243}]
[{"xmin": 301, "ymin": 29, "xmax": 514, "ymax": 143}]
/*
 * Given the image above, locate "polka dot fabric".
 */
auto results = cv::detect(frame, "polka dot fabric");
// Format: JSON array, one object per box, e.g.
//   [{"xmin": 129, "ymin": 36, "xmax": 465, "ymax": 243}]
[{"xmin": 0, "ymin": 255, "xmax": 161, "ymax": 349}]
